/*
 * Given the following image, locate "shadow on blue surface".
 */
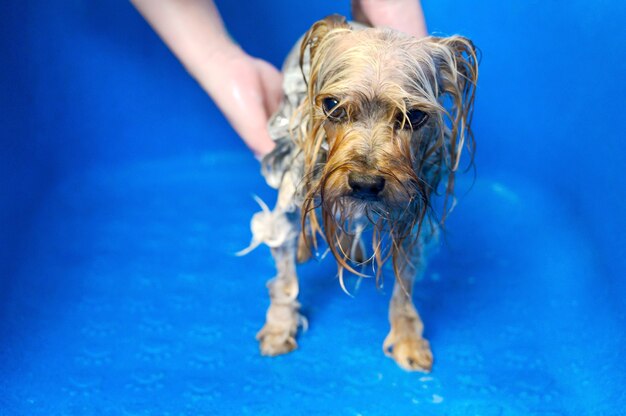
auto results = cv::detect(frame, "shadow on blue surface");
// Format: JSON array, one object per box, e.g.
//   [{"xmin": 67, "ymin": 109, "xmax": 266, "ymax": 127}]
[{"xmin": 1, "ymin": 0, "xmax": 625, "ymax": 415}]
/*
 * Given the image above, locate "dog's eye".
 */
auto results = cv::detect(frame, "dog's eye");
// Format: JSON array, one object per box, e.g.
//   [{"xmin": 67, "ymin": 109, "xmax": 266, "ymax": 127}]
[
  {"xmin": 397, "ymin": 108, "xmax": 429, "ymax": 130},
  {"xmin": 322, "ymin": 97, "xmax": 347, "ymax": 121}
]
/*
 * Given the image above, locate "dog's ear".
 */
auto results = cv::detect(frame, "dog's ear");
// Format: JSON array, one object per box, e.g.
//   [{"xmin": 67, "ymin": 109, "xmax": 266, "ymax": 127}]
[
  {"xmin": 299, "ymin": 15, "xmax": 351, "ymax": 85},
  {"xmin": 428, "ymin": 36, "xmax": 479, "ymax": 172},
  {"xmin": 421, "ymin": 36, "xmax": 478, "ymax": 220},
  {"xmin": 301, "ymin": 14, "xmax": 350, "ymax": 61}
]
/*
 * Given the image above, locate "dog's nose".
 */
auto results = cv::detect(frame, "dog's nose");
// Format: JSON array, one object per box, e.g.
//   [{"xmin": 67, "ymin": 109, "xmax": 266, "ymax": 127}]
[{"xmin": 348, "ymin": 173, "xmax": 386, "ymax": 199}]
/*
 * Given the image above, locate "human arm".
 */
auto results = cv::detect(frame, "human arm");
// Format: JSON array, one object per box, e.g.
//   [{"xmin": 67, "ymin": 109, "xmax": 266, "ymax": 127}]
[{"xmin": 131, "ymin": 0, "xmax": 281, "ymax": 157}]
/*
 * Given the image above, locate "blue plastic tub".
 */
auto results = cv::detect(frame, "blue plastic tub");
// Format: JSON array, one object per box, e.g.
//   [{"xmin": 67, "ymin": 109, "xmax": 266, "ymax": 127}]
[{"xmin": 1, "ymin": 1, "xmax": 624, "ymax": 414}]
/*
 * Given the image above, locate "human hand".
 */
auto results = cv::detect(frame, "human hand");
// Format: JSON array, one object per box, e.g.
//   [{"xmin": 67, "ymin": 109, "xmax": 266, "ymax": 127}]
[
  {"xmin": 131, "ymin": 0, "xmax": 281, "ymax": 158},
  {"xmin": 200, "ymin": 46, "xmax": 282, "ymax": 157},
  {"xmin": 352, "ymin": 0, "xmax": 428, "ymax": 38}
]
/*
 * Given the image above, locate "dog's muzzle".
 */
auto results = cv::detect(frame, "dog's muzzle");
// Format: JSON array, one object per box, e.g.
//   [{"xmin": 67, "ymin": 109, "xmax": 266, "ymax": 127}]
[{"xmin": 348, "ymin": 173, "xmax": 385, "ymax": 201}]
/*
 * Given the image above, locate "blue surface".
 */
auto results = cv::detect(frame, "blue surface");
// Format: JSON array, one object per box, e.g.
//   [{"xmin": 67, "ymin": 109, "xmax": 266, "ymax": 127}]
[{"xmin": 1, "ymin": 0, "xmax": 625, "ymax": 415}]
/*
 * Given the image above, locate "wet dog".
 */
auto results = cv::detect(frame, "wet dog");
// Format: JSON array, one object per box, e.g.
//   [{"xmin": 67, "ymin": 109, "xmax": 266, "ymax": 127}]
[{"xmin": 241, "ymin": 15, "xmax": 478, "ymax": 371}]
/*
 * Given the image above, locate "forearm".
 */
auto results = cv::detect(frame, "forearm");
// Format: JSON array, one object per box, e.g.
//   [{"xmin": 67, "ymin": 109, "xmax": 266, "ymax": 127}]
[
  {"xmin": 353, "ymin": 0, "xmax": 428, "ymax": 38},
  {"xmin": 130, "ymin": 0, "xmax": 235, "ymax": 91}
]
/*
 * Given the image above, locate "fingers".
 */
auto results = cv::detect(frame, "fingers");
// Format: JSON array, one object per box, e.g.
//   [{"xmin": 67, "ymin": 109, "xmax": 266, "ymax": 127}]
[
  {"xmin": 223, "ymin": 77, "xmax": 276, "ymax": 157},
  {"xmin": 205, "ymin": 51, "xmax": 277, "ymax": 157},
  {"xmin": 253, "ymin": 58, "xmax": 284, "ymax": 119}
]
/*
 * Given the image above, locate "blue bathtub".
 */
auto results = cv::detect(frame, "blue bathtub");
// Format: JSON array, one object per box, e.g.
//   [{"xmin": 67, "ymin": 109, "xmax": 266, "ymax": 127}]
[{"xmin": 1, "ymin": 0, "xmax": 624, "ymax": 414}]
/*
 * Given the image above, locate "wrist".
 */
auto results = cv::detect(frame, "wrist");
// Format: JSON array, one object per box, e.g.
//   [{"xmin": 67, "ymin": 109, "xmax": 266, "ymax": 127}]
[{"xmin": 188, "ymin": 39, "xmax": 244, "ymax": 91}]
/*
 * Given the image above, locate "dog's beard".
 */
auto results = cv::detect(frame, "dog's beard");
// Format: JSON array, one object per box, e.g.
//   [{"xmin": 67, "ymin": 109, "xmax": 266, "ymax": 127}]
[{"xmin": 301, "ymin": 164, "xmax": 431, "ymax": 289}]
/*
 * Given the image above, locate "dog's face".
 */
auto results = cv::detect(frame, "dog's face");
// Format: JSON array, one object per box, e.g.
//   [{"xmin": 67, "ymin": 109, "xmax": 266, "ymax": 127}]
[
  {"xmin": 310, "ymin": 26, "xmax": 435, "ymax": 209},
  {"xmin": 297, "ymin": 16, "xmax": 478, "ymax": 271}
]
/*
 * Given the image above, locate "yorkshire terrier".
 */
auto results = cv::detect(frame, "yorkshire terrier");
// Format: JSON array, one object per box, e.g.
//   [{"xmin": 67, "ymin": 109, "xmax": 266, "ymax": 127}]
[{"xmin": 240, "ymin": 15, "xmax": 478, "ymax": 372}]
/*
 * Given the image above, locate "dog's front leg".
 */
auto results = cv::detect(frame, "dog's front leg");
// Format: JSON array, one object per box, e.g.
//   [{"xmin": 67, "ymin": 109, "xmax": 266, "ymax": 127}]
[
  {"xmin": 249, "ymin": 174, "xmax": 304, "ymax": 356},
  {"xmin": 256, "ymin": 230, "xmax": 303, "ymax": 356},
  {"xmin": 383, "ymin": 249, "xmax": 433, "ymax": 372}
]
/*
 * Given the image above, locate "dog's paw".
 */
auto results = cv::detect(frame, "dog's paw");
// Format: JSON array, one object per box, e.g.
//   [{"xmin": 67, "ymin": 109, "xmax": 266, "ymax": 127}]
[
  {"xmin": 256, "ymin": 325, "xmax": 297, "ymax": 356},
  {"xmin": 256, "ymin": 300, "xmax": 306, "ymax": 357},
  {"xmin": 383, "ymin": 329, "xmax": 433, "ymax": 372}
]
